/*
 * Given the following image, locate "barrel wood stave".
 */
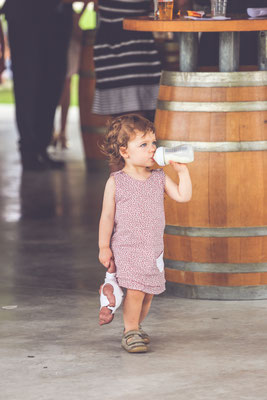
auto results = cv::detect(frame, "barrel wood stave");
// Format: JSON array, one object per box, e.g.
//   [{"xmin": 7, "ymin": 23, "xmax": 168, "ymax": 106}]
[
  {"xmin": 163, "ymin": 152, "xmax": 267, "ymax": 228},
  {"xmin": 155, "ymin": 111, "xmax": 267, "ymax": 142},
  {"xmin": 163, "ymin": 235, "xmax": 267, "ymax": 264},
  {"xmin": 158, "ymin": 85, "xmax": 267, "ymax": 102},
  {"xmin": 165, "ymin": 268, "xmax": 267, "ymax": 287}
]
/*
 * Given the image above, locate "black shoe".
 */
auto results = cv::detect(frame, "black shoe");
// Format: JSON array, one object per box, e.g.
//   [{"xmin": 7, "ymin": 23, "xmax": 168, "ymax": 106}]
[
  {"xmin": 40, "ymin": 152, "xmax": 65, "ymax": 170},
  {"xmin": 21, "ymin": 155, "xmax": 46, "ymax": 172}
]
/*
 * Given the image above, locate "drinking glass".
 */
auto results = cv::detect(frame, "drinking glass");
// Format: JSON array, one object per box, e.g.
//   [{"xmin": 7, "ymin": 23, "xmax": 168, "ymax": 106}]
[{"xmin": 210, "ymin": 0, "xmax": 227, "ymax": 17}]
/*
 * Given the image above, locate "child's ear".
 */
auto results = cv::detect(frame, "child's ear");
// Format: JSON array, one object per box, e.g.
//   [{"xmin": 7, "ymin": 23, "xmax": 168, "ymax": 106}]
[{"xmin": 119, "ymin": 146, "xmax": 128, "ymax": 159}]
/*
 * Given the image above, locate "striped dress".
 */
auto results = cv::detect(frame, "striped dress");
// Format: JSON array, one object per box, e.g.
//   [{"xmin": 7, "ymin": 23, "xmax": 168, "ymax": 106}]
[{"xmin": 92, "ymin": 0, "xmax": 162, "ymax": 115}]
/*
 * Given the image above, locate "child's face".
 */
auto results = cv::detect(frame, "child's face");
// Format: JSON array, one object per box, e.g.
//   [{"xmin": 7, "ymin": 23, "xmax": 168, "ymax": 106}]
[{"xmin": 120, "ymin": 130, "xmax": 157, "ymax": 168}]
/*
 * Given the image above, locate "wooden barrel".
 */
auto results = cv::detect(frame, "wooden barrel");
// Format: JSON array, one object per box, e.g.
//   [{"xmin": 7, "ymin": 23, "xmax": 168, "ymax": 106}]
[
  {"xmin": 79, "ymin": 30, "xmax": 109, "ymax": 171},
  {"xmin": 155, "ymin": 70, "xmax": 267, "ymax": 300}
]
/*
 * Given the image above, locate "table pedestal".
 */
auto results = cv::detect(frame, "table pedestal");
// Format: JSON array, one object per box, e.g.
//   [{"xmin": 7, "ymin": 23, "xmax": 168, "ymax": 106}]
[
  {"xmin": 179, "ymin": 32, "xmax": 198, "ymax": 72},
  {"xmin": 219, "ymin": 32, "xmax": 240, "ymax": 72},
  {"xmin": 178, "ymin": 30, "xmax": 267, "ymax": 72},
  {"xmin": 258, "ymin": 31, "xmax": 267, "ymax": 70}
]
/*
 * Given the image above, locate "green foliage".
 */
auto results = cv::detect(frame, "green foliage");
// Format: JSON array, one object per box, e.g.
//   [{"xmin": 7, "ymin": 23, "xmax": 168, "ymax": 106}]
[{"xmin": 0, "ymin": 86, "xmax": 14, "ymax": 103}]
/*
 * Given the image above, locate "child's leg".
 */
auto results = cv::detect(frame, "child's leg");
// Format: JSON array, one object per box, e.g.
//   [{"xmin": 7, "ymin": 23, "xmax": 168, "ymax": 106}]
[
  {"xmin": 123, "ymin": 289, "xmax": 145, "ymax": 332},
  {"xmin": 139, "ymin": 293, "xmax": 154, "ymax": 325}
]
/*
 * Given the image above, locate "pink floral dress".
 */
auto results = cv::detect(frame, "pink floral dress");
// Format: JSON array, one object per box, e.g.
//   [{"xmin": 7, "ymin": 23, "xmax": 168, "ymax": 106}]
[{"xmin": 111, "ymin": 169, "xmax": 166, "ymax": 295}]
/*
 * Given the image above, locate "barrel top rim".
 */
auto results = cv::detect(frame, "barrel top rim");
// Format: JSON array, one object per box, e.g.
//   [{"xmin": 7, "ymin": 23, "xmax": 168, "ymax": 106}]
[
  {"xmin": 123, "ymin": 16, "xmax": 267, "ymax": 32},
  {"xmin": 162, "ymin": 70, "xmax": 267, "ymax": 78},
  {"xmin": 160, "ymin": 70, "xmax": 267, "ymax": 87}
]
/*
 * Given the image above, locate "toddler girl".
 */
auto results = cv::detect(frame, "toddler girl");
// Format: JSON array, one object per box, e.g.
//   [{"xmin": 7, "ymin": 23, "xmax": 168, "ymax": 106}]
[{"xmin": 98, "ymin": 114, "xmax": 192, "ymax": 353}]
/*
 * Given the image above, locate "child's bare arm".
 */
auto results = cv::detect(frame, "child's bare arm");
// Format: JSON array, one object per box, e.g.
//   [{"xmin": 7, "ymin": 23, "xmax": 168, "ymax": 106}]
[
  {"xmin": 164, "ymin": 161, "xmax": 192, "ymax": 202},
  {"xmin": 98, "ymin": 177, "xmax": 116, "ymax": 268}
]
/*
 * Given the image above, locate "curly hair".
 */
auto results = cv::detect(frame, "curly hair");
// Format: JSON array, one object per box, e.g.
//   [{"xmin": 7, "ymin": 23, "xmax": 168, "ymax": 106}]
[{"xmin": 100, "ymin": 114, "xmax": 156, "ymax": 169}]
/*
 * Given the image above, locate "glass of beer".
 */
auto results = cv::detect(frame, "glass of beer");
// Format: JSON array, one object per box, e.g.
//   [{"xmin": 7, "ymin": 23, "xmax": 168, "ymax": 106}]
[{"xmin": 157, "ymin": 0, "xmax": 174, "ymax": 20}]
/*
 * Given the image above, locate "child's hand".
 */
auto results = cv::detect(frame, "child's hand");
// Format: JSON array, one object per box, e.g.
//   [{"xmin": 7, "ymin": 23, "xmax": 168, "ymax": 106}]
[
  {"xmin": 169, "ymin": 160, "xmax": 189, "ymax": 173},
  {"xmin": 99, "ymin": 247, "xmax": 113, "ymax": 269}
]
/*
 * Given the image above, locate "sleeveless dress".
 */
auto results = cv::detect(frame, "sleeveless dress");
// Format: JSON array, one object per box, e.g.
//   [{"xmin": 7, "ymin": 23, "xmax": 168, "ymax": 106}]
[
  {"xmin": 92, "ymin": 0, "xmax": 162, "ymax": 115},
  {"xmin": 111, "ymin": 169, "xmax": 166, "ymax": 295}
]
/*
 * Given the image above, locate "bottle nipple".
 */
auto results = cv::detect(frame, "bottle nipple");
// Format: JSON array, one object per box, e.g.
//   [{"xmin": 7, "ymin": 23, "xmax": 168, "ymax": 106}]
[{"xmin": 153, "ymin": 146, "xmax": 165, "ymax": 166}]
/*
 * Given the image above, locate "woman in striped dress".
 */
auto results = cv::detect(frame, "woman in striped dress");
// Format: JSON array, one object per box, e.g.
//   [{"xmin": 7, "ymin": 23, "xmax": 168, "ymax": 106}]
[{"xmin": 92, "ymin": 0, "xmax": 162, "ymax": 117}]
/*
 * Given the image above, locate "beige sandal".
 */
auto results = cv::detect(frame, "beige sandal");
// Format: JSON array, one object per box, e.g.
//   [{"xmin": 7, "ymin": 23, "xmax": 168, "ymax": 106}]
[
  {"xmin": 139, "ymin": 325, "xmax": 150, "ymax": 344},
  {"xmin": 121, "ymin": 330, "xmax": 148, "ymax": 353}
]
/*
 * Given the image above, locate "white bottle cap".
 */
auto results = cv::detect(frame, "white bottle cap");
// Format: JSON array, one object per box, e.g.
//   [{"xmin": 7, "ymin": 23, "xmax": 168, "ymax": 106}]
[{"xmin": 153, "ymin": 147, "xmax": 165, "ymax": 166}]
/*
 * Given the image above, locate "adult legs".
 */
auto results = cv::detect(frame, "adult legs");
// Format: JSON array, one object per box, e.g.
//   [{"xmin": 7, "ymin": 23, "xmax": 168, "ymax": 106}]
[
  {"xmin": 5, "ymin": 2, "xmax": 72, "ymax": 169},
  {"xmin": 60, "ymin": 78, "xmax": 71, "ymax": 138},
  {"xmin": 7, "ymin": 16, "xmax": 41, "ymax": 162},
  {"xmin": 52, "ymin": 77, "xmax": 71, "ymax": 149},
  {"xmin": 34, "ymin": 9, "xmax": 72, "ymax": 155}
]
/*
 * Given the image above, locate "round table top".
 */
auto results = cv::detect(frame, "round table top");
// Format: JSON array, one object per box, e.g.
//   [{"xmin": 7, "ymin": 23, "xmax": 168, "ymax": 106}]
[{"xmin": 123, "ymin": 16, "xmax": 267, "ymax": 32}]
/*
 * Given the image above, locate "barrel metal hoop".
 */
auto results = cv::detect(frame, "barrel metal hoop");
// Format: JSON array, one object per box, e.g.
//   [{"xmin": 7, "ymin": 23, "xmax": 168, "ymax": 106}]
[
  {"xmin": 157, "ymin": 140, "xmax": 267, "ymax": 152},
  {"xmin": 165, "ymin": 225, "xmax": 267, "ymax": 237},
  {"xmin": 165, "ymin": 259, "xmax": 267, "ymax": 273},
  {"xmin": 81, "ymin": 125, "xmax": 107, "ymax": 134},
  {"xmin": 157, "ymin": 99, "xmax": 267, "ymax": 112},
  {"xmin": 160, "ymin": 70, "xmax": 267, "ymax": 87},
  {"xmin": 166, "ymin": 282, "xmax": 267, "ymax": 300}
]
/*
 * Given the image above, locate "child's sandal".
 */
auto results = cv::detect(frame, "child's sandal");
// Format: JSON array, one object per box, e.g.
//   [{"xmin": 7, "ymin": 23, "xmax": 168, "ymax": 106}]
[
  {"xmin": 121, "ymin": 330, "xmax": 148, "ymax": 353},
  {"xmin": 139, "ymin": 325, "xmax": 150, "ymax": 344}
]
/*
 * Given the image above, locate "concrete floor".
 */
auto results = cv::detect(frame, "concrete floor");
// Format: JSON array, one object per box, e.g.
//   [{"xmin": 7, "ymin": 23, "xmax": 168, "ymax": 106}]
[{"xmin": 1, "ymin": 105, "xmax": 267, "ymax": 400}]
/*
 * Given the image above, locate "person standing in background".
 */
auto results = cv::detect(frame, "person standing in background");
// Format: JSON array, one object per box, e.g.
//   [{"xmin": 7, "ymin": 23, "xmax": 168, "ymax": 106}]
[
  {"xmin": 92, "ymin": 0, "xmax": 162, "ymax": 121},
  {"xmin": 52, "ymin": 2, "xmax": 89, "ymax": 150},
  {"xmin": 1, "ymin": 0, "xmax": 73, "ymax": 171}
]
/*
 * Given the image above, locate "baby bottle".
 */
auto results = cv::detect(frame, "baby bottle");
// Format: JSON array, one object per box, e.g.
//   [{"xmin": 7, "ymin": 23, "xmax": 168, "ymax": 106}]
[{"xmin": 153, "ymin": 144, "xmax": 194, "ymax": 166}]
